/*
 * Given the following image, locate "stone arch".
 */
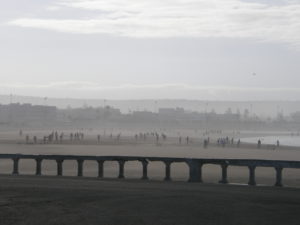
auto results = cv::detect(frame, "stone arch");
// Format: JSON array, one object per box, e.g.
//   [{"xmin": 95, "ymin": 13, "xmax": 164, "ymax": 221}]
[
  {"xmin": 103, "ymin": 161, "xmax": 119, "ymax": 178},
  {"xmin": 124, "ymin": 160, "xmax": 142, "ymax": 179},
  {"xmin": 171, "ymin": 162, "xmax": 189, "ymax": 181},
  {"xmin": 19, "ymin": 159, "xmax": 35, "ymax": 175},
  {"xmin": 148, "ymin": 161, "xmax": 165, "ymax": 180},
  {"xmin": 83, "ymin": 160, "xmax": 98, "ymax": 177},
  {"xmin": 41, "ymin": 160, "xmax": 57, "ymax": 176},
  {"xmin": 227, "ymin": 166, "xmax": 249, "ymax": 185},
  {"xmin": 0, "ymin": 159, "xmax": 13, "ymax": 174},
  {"xmin": 202, "ymin": 163, "xmax": 222, "ymax": 183}
]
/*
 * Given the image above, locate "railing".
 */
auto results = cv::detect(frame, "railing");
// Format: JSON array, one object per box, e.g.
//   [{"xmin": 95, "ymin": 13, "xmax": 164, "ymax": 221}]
[{"xmin": 1, "ymin": 154, "xmax": 300, "ymax": 187}]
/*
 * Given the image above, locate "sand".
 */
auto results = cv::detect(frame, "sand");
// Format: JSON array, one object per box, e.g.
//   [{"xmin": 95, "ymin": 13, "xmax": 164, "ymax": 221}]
[
  {"xmin": 0, "ymin": 175, "xmax": 299, "ymax": 225},
  {"xmin": 0, "ymin": 130, "xmax": 299, "ymax": 225},
  {"xmin": 0, "ymin": 131, "xmax": 300, "ymax": 187}
]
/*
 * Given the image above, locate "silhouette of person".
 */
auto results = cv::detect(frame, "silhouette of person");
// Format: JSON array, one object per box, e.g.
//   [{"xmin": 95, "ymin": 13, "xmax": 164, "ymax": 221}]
[{"xmin": 257, "ymin": 139, "xmax": 261, "ymax": 148}]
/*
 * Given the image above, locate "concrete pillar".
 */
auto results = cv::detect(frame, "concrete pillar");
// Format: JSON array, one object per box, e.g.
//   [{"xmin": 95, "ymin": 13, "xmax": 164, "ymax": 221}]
[
  {"xmin": 141, "ymin": 160, "xmax": 149, "ymax": 180},
  {"xmin": 77, "ymin": 159, "xmax": 84, "ymax": 177},
  {"xmin": 219, "ymin": 164, "xmax": 228, "ymax": 184},
  {"xmin": 274, "ymin": 167, "xmax": 283, "ymax": 187},
  {"xmin": 35, "ymin": 158, "xmax": 43, "ymax": 176},
  {"xmin": 164, "ymin": 161, "xmax": 172, "ymax": 181},
  {"xmin": 12, "ymin": 158, "xmax": 20, "ymax": 175},
  {"xmin": 248, "ymin": 165, "xmax": 256, "ymax": 186},
  {"xmin": 118, "ymin": 160, "xmax": 125, "ymax": 179},
  {"xmin": 56, "ymin": 159, "xmax": 64, "ymax": 176},
  {"xmin": 97, "ymin": 160, "xmax": 104, "ymax": 178},
  {"xmin": 188, "ymin": 160, "xmax": 203, "ymax": 182}
]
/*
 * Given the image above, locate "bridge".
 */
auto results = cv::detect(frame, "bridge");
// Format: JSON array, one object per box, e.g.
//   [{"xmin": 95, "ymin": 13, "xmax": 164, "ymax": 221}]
[{"xmin": 1, "ymin": 153, "xmax": 300, "ymax": 187}]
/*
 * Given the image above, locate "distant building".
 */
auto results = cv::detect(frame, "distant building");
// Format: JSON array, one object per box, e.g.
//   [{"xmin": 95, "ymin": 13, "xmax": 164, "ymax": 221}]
[
  {"xmin": 158, "ymin": 107, "xmax": 185, "ymax": 115},
  {"xmin": 0, "ymin": 103, "xmax": 57, "ymax": 123},
  {"xmin": 60, "ymin": 106, "xmax": 121, "ymax": 121},
  {"xmin": 132, "ymin": 111, "xmax": 156, "ymax": 118}
]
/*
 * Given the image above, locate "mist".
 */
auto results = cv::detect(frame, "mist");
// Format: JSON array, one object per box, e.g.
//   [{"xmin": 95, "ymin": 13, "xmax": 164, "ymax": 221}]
[{"xmin": 1, "ymin": 1, "xmax": 300, "ymax": 225}]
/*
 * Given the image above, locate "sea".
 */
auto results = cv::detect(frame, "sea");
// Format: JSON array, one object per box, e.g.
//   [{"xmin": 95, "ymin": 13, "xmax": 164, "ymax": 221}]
[{"xmin": 241, "ymin": 135, "xmax": 300, "ymax": 147}]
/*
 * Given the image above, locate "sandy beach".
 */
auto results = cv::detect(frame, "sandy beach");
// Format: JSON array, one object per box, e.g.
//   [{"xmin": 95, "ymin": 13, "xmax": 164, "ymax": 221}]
[
  {"xmin": 0, "ymin": 130, "xmax": 299, "ymax": 187},
  {"xmin": 0, "ymin": 130, "xmax": 299, "ymax": 225},
  {"xmin": 0, "ymin": 175, "xmax": 299, "ymax": 225},
  {"xmin": 3, "ymin": 0, "xmax": 300, "ymax": 223}
]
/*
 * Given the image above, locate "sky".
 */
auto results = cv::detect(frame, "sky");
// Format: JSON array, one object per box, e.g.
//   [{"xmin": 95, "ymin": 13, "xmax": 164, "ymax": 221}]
[{"xmin": 0, "ymin": 0, "xmax": 300, "ymax": 100}]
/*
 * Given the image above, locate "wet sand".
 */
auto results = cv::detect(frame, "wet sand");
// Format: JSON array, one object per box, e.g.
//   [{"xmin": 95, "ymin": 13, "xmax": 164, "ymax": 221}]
[{"xmin": 0, "ymin": 175, "xmax": 299, "ymax": 225}]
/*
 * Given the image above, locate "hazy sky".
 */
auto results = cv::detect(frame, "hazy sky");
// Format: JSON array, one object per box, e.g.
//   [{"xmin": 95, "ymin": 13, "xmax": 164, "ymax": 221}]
[{"xmin": 0, "ymin": 0, "xmax": 300, "ymax": 100}]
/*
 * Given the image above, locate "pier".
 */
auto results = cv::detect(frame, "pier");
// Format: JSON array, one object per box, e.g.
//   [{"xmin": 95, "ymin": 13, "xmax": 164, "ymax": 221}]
[{"xmin": 2, "ymin": 154, "xmax": 300, "ymax": 187}]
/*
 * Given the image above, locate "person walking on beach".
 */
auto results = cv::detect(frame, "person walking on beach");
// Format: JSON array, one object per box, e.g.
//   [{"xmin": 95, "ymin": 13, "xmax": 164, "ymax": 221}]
[
  {"xmin": 222, "ymin": 138, "xmax": 225, "ymax": 147},
  {"xmin": 203, "ymin": 139, "xmax": 208, "ymax": 148},
  {"xmin": 257, "ymin": 139, "xmax": 261, "ymax": 148},
  {"xmin": 59, "ymin": 133, "xmax": 63, "ymax": 143},
  {"xmin": 55, "ymin": 131, "xmax": 58, "ymax": 142},
  {"xmin": 26, "ymin": 135, "xmax": 29, "ymax": 144}
]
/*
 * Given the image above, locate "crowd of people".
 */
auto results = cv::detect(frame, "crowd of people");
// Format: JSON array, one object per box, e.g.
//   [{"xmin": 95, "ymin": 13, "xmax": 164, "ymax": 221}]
[
  {"xmin": 134, "ymin": 132, "xmax": 168, "ymax": 143},
  {"xmin": 19, "ymin": 129, "xmax": 282, "ymax": 150}
]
